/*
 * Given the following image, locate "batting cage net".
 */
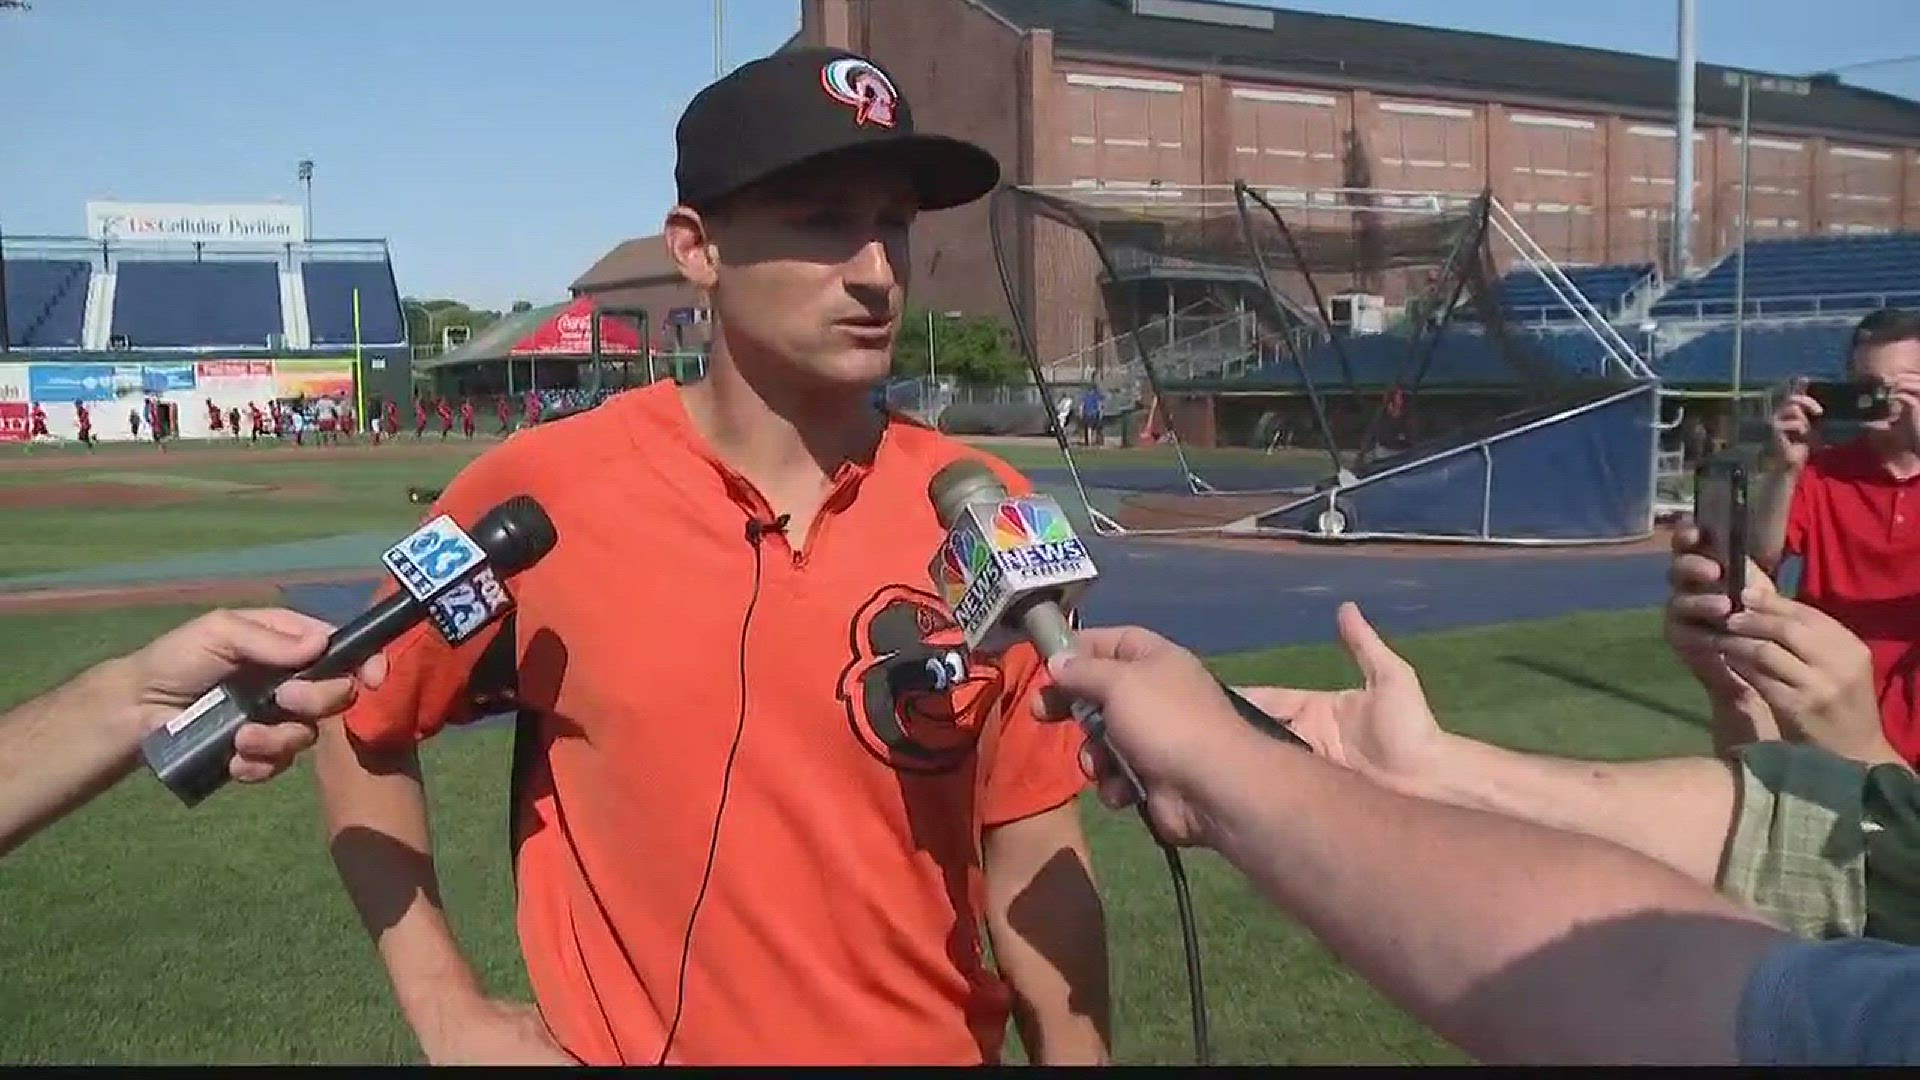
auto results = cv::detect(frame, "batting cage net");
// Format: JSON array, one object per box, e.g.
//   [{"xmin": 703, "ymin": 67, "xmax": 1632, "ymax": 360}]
[{"xmin": 989, "ymin": 183, "xmax": 1654, "ymax": 539}]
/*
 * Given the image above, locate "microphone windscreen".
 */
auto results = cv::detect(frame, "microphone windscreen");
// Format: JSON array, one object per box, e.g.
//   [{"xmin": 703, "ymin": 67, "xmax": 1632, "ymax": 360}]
[
  {"xmin": 469, "ymin": 495, "xmax": 558, "ymax": 573},
  {"xmin": 929, "ymin": 460, "xmax": 1010, "ymax": 529}
]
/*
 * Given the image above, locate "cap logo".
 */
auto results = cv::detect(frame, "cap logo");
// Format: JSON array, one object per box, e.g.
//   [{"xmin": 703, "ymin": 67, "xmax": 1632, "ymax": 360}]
[{"xmin": 821, "ymin": 57, "xmax": 899, "ymax": 128}]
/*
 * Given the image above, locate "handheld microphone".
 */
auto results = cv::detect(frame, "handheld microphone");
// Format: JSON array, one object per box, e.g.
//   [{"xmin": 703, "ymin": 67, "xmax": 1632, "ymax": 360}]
[
  {"xmin": 139, "ymin": 495, "xmax": 559, "ymax": 807},
  {"xmin": 927, "ymin": 461, "xmax": 1302, "ymax": 802},
  {"xmin": 927, "ymin": 460, "xmax": 1300, "ymax": 1068}
]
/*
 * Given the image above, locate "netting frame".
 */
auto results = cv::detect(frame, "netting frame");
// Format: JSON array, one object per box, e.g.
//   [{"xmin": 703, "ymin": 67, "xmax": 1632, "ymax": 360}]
[{"xmin": 989, "ymin": 182, "xmax": 1660, "ymax": 543}]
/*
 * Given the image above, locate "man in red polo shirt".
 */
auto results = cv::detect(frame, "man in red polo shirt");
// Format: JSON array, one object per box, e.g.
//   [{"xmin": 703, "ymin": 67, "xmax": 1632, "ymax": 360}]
[
  {"xmin": 310, "ymin": 49, "xmax": 1108, "ymax": 1066},
  {"xmin": 1757, "ymin": 307, "xmax": 1920, "ymax": 763}
]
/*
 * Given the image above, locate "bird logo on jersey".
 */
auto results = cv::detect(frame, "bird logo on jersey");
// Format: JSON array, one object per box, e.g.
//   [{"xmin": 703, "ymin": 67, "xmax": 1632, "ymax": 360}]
[
  {"xmin": 820, "ymin": 56, "xmax": 900, "ymax": 128},
  {"xmin": 837, "ymin": 584, "xmax": 1003, "ymax": 773}
]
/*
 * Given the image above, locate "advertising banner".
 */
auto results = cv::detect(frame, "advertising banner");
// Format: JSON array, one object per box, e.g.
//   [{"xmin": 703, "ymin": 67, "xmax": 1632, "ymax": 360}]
[
  {"xmin": 141, "ymin": 362, "xmax": 198, "ymax": 392},
  {"xmin": 28, "ymin": 363, "xmax": 118, "ymax": 403},
  {"xmin": 512, "ymin": 297, "xmax": 642, "ymax": 355},
  {"xmin": 196, "ymin": 359, "xmax": 274, "ymax": 380},
  {"xmin": 0, "ymin": 363, "xmax": 27, "ymax": 404},
  {"xmin": 0, "ymin": 402, "xmax": 28, "ymax": 443},
  {"xmin": 86, "ymin": 201, "xmax": 306, "ymax": 244},
  {"xmin": 272, "ymin": 359, "xmax": 355, "ymax": 400}
]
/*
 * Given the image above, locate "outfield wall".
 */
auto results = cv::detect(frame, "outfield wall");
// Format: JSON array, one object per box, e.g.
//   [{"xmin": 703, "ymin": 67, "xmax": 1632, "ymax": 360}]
[{"xmin": 0, "ymin": 358, "xmax": 357, "ymax": 442}]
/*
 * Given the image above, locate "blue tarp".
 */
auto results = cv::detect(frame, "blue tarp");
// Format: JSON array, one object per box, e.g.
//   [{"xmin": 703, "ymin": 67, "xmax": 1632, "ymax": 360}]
[{"xmin": 1258, "ymin": 382, "xmax": 1657, "ymax": 541}]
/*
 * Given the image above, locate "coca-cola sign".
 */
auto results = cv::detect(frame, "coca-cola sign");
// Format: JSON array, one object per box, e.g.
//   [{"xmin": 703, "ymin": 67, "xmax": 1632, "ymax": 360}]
[
  {"xmin": 0, "ymin": 402, "xmax": 29, "ymax": 443},
  {"xmin": 511, "ymin": 297, "xmax": 642, "ymax": 356}
]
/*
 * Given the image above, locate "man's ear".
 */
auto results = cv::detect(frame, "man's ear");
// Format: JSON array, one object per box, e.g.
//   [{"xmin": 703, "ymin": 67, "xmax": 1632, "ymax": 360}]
[{"xmin": 665, "ymin": 205, "xmax": 718, "ymax": 290}]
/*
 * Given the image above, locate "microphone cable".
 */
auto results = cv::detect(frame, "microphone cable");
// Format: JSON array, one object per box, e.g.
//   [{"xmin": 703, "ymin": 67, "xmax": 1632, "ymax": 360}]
[{"xmin": 656, "ymin": 512, "xmax": 787, "ymax": 1065}]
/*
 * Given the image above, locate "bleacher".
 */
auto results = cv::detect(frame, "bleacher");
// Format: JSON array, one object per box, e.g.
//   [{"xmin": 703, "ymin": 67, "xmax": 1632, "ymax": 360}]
[
  {"xmin": 1485, "ymin": 263, "xmax": 1656, "ymax": 324},
  {"xmin": 1651, "ymin": 235, "xmax": 1920, "ymax": 320},
  {"xmin": 303, "ymin": 261, "xmax": 407, "ymax": 345},
  {"xmin": 1225, "ymin": 327, "xmax": 1620, "ymax": 389},
  {"xmin": 112, "ymin": 261, "xmax": 283, "ymax": 348},
  {"xmin": 2, "ymin": 258, "xmax": 90, "ymax": 348},
  {"xmin": 1654, "ymin": 321, "xmax": 1855, "ymax": 386}
]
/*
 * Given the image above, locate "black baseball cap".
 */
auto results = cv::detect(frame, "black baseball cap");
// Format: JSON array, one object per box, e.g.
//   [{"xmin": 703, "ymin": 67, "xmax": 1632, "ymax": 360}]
[{"xmin": 674, "ymin": 46, "xmax": 1001, "ymax": 212}]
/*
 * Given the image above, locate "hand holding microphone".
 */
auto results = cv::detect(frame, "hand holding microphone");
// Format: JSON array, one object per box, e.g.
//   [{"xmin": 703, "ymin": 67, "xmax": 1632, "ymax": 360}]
[
  {"xmin": 927, "ymin": 461, "xmax": 1302, "ymax": 812},
  {"xmin": 140, "ymin": 495, "xmax": 558, "ymax": 806}
]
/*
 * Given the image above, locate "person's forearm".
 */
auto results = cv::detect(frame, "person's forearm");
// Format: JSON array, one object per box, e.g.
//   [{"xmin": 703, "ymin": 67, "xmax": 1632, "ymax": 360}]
[
  {"xmin": 0, "ymin": 658, "xmax": 142, "ymax": 856},
  {"xmin": 1398, "ymin": 733, "xmax": 1737, "ymax": 885},
  {"xmin": 1752, "ymin": 464, "xmax": 1798, "ymax": 572},
  {"xmin": 1191, "ymin": 734, "xmax": 1787, "ymax": 1064},
  {"xmin": 982, "ymin": 808, "xmax": 1111, "ymax": 1064},
  {"xmin": 312, "ymin": 719, "xmax": 483, "ymax": 1039}
]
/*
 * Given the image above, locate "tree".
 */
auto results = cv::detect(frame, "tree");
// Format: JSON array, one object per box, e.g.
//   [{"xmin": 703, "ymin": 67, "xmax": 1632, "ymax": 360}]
[
  {"xmin": 891, "ymin": 310, "xmax": 1029, "ymax": 386},
  {"xmin": 510, "ymin": 300, "xmax": 534, "ymax": 314},
  {"xmin": 402, "ymin": 296, "xmax": 502, "ymax": 348}
]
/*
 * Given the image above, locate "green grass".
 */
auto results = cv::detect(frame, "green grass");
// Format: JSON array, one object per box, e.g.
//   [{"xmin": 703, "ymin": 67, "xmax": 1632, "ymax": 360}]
[
  {"xmin": 0, "ymin": 437, "xmax": 1299, "ymax": 580},
  {"xmin": 0, "ymin": 445, "xmax": 486, "ymax": 578},
  {"xmin": 0, "ymin": 604, "xmax": 1713, "ymax": 1064}
]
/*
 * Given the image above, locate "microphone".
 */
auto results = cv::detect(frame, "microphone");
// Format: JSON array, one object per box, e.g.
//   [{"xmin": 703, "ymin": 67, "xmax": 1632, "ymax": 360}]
[
  {"xmin": 927, "ymin": 462, "xmax": 1302, "ymax": 802},
  {"xmin": 139, "ymin": 495, "xmax": 559, "ymax": 807}
]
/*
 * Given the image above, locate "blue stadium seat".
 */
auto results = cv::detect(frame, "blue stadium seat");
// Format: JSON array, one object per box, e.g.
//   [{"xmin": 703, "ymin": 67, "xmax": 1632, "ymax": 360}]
[
  {"xmin": 1476, "ymin": 262, "xmax": 1655, "ymax": 323},
  {"xmin": 303, "ymin": 261, "xmax": 407, "ymax": 345},
  {"xmin": 1655, "ymin": 322, "xmax": 1855, "ymax": 385},
  {"xmin": 111, "ymin": 261, "xmax": 283, "ymax": 348},
  {"xmin": 3, "ymin": 259, "xmax": 90, "ymax": 348},
  {"xmin": 1230, "ymin": 327, "xmax": 1614, "ymax": 388},
  {"xmin": 1651, "ymin": 234, "xmax": 1920, "ymax": 320}
]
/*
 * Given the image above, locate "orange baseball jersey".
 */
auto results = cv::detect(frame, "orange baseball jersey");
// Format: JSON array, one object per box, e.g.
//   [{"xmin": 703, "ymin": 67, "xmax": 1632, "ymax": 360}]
[{"xmin": 341, "ymin": 381, "xmax": 1086, "ymax": 1065}]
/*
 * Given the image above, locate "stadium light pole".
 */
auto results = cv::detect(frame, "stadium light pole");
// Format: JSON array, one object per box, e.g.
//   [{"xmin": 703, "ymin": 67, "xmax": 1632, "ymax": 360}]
[
  {"xmin": 1672, "ymin": 0, "xmax": 1697, "ymax": 276},
  {"xmin": 1732, "ymin": 76, "xmax": 1751, "ymax": 413},
  {"xmin": 713, "ymin": 0, "xmax": 724, "ymax": 78},
  {"xmin": 297, "ymin": 159, "xmax": 314, "ymax": 240}
]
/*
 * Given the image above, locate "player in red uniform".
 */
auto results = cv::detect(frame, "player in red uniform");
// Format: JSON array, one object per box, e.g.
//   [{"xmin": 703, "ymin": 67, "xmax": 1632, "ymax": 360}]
[
  {"xmin": 495, "ymin": 394, "xmax": 511, "ymax": 435},
  {"xmin": 381, "ymin": 398, "xmax": 399, "ymax": 446},
  {"xmin": 340, "ymin": 403, "xmax": 356, "ymax": 443},
  {"xmin": 436, "ymin": 396, "xmax": 454, "ymax": 440},
  {"xmin": 523, "ymin": 389, "xmax": 541, "ymax": 428},
  {"xmin": 413, "ymin": 397, "xmax": 429, "ymax": 440},
  {"xmin": 247, "ymin": 402, "xmax": 265, "ymax": 443},
  {"xmin": 74, "ymin": 400, "xmax": 95, "ymax": 450},
  {"xmin": 206, "ymin": 398, "xmax": 223, "ymax": 434},
  {"xmin": 29, "ymin": 402, "xmax": 49, "ymax": 440},
  {"xmin": 459, "ymin": 398, "xmax": 475, "ymax": 439}
]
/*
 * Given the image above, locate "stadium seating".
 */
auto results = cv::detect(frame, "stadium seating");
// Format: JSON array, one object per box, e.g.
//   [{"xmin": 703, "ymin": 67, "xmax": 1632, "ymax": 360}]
[
  {"xmin": 1654, "ymin": 321, "xmax": 1855, "ymax": 386},
  {"xmin": 1486, "ymin": 263, "xmax": 1655, "ymax": 324},
  {"xmin": 303, "ymin": 261, "xmax": 407, "ymax": 345},
  {"xmin": 1651, "ymin": 235, "xmax": 1920, "ymax": 320},
  {"xmin": 1229, "ymin": 327, "xmax": 1621, "ymax": 388},
  {"xmin": 3, "ymin": 258, "xmax": 90, "ymax": 348},
  {"xmin": 111, "ymin": 261, "xmax": 283, "ymax": 348}
]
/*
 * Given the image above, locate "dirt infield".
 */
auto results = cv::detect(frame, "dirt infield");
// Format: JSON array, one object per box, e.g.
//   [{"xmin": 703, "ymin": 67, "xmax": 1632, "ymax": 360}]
[
  {"xmin": 1110, "ymin": 488, "xmax": 1677, "ymax": 559},
  {"xmin": 0, "ymin": 438, "xmax": 493, "ymax": 475},
  {"xmin": 0, "ymin": 477, "xmax": 335, "ymax": 509},
  {"xmin": 1110, "ymin": 491, "xmax": 1294, "ymax": 532},
  {"xmin": 0, "ymin": 481, "xmax": 190, "ymax": 509}
]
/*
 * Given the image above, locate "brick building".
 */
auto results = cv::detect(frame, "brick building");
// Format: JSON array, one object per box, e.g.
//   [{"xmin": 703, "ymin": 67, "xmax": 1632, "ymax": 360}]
[{"xmin": 574, "ymin": 0, "xmax": 1920, "ymax": 368}]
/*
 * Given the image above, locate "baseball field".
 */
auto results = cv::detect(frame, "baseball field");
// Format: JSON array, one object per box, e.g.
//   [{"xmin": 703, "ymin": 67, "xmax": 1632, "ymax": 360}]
[{"xmin": 0, "ymin": 434, "xmax": 1713, "ymax": 1064}]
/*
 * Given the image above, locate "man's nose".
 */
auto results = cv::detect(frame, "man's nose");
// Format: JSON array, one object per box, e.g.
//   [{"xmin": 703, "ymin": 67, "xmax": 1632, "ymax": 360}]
[{"xmin": 843, "ymin": 235, "xmax": 903, "ymax": 300}]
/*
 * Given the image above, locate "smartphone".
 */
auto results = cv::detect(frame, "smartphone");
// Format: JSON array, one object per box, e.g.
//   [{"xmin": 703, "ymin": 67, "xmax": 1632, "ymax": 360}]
[
  {"xmin": 1805, "ymin": 379, "xmax": 1894, "ymax": 422},
  {"xmin": 1693, "ymin": 459, "xmax": 1748, "ymax": 614}
]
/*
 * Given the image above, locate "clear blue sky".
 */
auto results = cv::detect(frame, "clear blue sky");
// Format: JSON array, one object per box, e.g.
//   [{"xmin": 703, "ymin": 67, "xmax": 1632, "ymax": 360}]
[{"xmin": 3, "ymin": 1, "xmax": 1914, "ymax": 310}]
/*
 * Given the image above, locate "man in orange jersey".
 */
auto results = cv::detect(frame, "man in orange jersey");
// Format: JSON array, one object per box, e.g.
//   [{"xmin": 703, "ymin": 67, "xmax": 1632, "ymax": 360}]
[{"xmin": 312, "ymin": 48, "xmax": 1109, "ymax": 1066}]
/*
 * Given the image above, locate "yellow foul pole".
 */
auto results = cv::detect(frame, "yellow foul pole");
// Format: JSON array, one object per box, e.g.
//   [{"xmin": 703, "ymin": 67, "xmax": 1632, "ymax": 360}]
[{"xmin": 352, "ymin": 287, "xmax": 366, "ymax": 432}]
